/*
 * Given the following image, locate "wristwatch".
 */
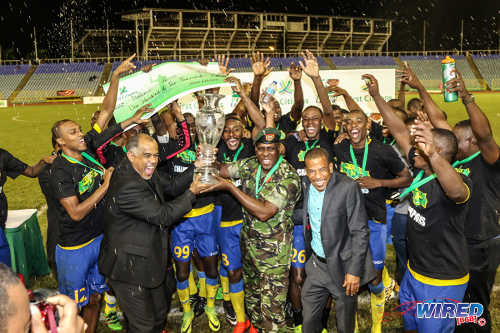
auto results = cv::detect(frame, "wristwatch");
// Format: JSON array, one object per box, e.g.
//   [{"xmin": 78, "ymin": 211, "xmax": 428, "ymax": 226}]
[{"xmin": 462, "ymin": 94, "xmax": 475, "ymax": 105}]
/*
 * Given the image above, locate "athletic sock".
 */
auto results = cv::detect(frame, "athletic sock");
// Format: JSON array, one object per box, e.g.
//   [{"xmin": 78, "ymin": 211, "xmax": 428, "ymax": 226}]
[
  {"xmin": 369, "ymin": 281, "xmax": 385, "ymax": 333},
  {"xmin": 219, "ymin": 266, "xmax": 231, "ymax": 302},
  {"xmin": 206, "ymin": 277, "xmax": 218, "ymax": 308},
  {"xmin": 104, "ymin": 292, "xmax": 116, "ymax": 314},
  {"xmin": 188, "ymin": 264, "xmax": 198, "ymax": 296},
  {"xmin": 382, "ymin": 266, "xmax": 391, "ymax": 288},
  {"xmin": 229, "ymin": 280, "xmax": 246, "ymax": 323},
  {"xmin": 197, "ymin": 271, "xmax": 207, "ymax": 299},
  {"xmin": 177, "ymin": 279, "xmax": 191, "ymax": 313}
]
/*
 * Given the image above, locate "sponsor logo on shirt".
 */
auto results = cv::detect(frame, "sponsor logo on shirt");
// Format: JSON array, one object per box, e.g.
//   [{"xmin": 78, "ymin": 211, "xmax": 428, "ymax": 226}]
[
  {"xmin": 454, "ymin": 167, "xmax": 471, "ymax": 177},
  {"xmin": 412, "ymin": 188, "xmax": 428, "ymax": 208},
  {"xmin": 174, "ymin": 165, "xmax": 189, "ymax": 174},
  {"xmin": 78, "ymin": 170, "xmax": 99, "ymax": 195},
  {"xmin": 339, "ymin": 162, "xmax": 371, "ymax": 180},
  {"xmin": 408, "ymin": 206, "xmax": 426, "ymax": 227},
  {"xmin": 177, "ymin": 150, "xmax": 196, "ymax": 164},
  {"xmin": 297, "ymin": 168, "xmax": 306, "ymax": 177}
]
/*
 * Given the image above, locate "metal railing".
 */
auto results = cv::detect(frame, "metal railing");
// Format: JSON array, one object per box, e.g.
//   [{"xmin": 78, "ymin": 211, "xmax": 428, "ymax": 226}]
[{"xmin": 1, "ymin": 49, "xmax": 499, "ymax": 65}]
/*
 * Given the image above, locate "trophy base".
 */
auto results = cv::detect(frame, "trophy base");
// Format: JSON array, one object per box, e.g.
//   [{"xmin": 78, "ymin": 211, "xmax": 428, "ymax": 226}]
[{"xmin": 194, "ymin": 166, "xmax": 219, "ymax": 185}]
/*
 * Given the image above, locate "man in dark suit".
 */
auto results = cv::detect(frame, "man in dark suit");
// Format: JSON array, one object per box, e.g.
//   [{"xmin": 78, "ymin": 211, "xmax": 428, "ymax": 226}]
[
  {"xmin": 98, "ymin": 133, "xmax": 209, "ymax": 333},
  {"xmin": 301, "ymin": 147, "xmax": 376, "ymax": 333}
]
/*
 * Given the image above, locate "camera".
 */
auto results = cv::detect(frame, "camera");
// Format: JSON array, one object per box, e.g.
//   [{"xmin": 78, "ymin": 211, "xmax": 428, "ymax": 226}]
[{"xmin": 29, "ymin": 288, "xmax": 59, "ymax": 333}]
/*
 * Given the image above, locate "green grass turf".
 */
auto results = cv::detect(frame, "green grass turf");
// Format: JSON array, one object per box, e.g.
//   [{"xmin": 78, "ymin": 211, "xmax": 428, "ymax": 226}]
[{"xmin": 1, "ymin": 93, "xmax": 499, "ymax": 332}]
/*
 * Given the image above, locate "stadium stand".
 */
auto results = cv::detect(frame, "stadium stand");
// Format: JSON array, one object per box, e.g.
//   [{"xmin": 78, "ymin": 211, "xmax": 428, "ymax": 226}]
[
  {"xmin": 399, "ymin": 55, "xmax": 480, "ymax": 91},
  {"xmin": 329, "ymin": 56, "xmax": 396, "ymax": 68},
  {"xmin": 472, "ymin": 54, "xmax": 500, "ymax": 90},
  {"xmin": 0, "ymin": 65, "xmax": 31, "ymax": 100},
  {"xmin": 13, "ymin": 62, "xmax": 105, "ymax": 103}
]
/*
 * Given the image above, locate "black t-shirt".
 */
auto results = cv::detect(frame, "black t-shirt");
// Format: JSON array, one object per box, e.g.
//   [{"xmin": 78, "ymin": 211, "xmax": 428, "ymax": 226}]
[
  {"xmin": 455, "ymin": 153, "xmax": 500, "ymax": 242},
  {"xmin": 216, "ymin": 138, "xmax": 255, "ymax": 222},
  {"xmin": 245, "ymin": 113, "xmax": 298, "ymax": 139},
  {"xmin": 38, "ymin": 164, "xmax": 59, "ymax": 238},
  {"xmin": 102, "ymin": 143, "xmax": 126, "ymax": 169},
  {"xmin": 407, "ymin": 172, "xmax": 472, "ymax": 280},
  {"xmin": 370, "ymin": 120, "xmax": 384, "ymax": 142},
  {"xmin": 334, "ymin": 139, "xmax": 405, "ymax": 222},
  {"xmin": 167, "ymin": 142, "xmax": 213, "ymax": 209},
  {"xmin": 0, "ymin": 149, "xmax": 28, "ymax": 229},
  {"xmin": 49, "ymin": 152, "xmax": 105, "ymax": 246}
]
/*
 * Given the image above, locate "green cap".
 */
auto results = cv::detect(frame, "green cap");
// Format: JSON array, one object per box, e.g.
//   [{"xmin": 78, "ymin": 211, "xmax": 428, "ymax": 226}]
[{"xmin": 253, "ymin": 128, "xmax": 281, "ymax": 145}]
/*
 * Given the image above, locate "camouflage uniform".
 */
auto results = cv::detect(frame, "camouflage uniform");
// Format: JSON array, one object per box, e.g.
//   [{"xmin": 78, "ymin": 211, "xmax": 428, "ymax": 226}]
[{"xmin": 227, "ymin": 156, "xmax": 301, "ymax": 332}]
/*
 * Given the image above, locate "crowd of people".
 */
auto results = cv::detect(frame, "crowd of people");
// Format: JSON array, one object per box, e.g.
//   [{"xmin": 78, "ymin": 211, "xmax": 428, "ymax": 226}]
[{"xmin": 0, "ymin": 50, "xmax": 499, "ymax": 333}]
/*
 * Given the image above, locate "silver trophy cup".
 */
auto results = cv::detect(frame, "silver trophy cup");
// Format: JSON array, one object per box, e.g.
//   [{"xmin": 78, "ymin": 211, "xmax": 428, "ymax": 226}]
[{"xmin": 194, "ymin": 93, "xmax": 226, "ymax": 184}]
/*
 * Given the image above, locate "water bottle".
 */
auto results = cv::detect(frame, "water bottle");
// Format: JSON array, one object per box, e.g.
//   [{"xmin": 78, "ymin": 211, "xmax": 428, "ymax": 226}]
[
  {"xmin": 441, "ymin": 56, "xmax": 458, "ymax": 103},
  {"xmin": 261, "ymin": 81, "xmax": 278, "ymax": 105}
]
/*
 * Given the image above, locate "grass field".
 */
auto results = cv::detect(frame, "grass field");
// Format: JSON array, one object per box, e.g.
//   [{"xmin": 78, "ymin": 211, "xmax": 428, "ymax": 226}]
[{"xmin": 1, "ymin": 93, "xmax": 499, "ymax": 332}]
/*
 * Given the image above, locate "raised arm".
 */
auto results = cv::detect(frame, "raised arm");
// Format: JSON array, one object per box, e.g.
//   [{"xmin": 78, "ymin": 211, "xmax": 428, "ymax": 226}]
[
  {"xmin": 226, "ymin": 76, "xmax": 265, "ymax": 133},
  {"xmin": 299, "ymin": 50, "xmax": 335, "ymax": 124},
  {"xmin": 288, "ymin": 63, "xmax": 304, "ymax": 122},
  {"xmin": 363, "ymin": 73, "xmax": 413, "ymax": 158},
  {"xmin": 399, "ymin": 62, "xmax": 452, "ymax": 130},
  {"xmin": 329, "ymin": 86, "xmax": 362, "ymax": 112},
  {"xmin": 249, "ymin": 52, "xmax": 273, "ymax": 107},
  {"xmin": 98, "ymin": 54, "xmax": 137, "ymax": 130},
  {"xmin": 412, "ymin": 121, "xmax": 469, "ymax": 203},
  {"xmin": 446, "ymin": 69, "xmax": 500, "ymax": 164}
]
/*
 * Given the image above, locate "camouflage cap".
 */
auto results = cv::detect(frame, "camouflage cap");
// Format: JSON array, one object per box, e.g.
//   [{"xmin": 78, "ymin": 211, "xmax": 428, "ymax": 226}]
[{"xmin": 254, "ymin": 128, "xmax": 281, "ymax": 145}]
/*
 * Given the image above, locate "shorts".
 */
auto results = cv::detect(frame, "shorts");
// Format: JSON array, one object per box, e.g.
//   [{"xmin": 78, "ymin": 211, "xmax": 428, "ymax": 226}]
[
  {"xmin": 55, "ymin": 234, "xmax": 108, "ymax": 309},
  {"xmin": 0, "ymin": 228, "xmax": 11, "ymax": 267},
  {"xmin": 216, "ymin": 220, "xmax": 243, "ymax": 272},
  {"xmin": 368, "ymin": 219, "xmax": 387, "ymax": 270},
  {"xmin": 291, "ymin": 225, "xmax": 306, "ymax": 269},
  {"xmin": 172, "ymin": 206, "xmax": 218, "ymax": 262},
  {"xmin": 399, "ymin": 267, "xmax": 468, "ymax": 333}
]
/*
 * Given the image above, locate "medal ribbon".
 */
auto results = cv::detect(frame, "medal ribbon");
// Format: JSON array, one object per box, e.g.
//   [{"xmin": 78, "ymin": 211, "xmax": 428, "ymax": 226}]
[{"xmin": 255, "ymin": 155, "xmax": 284, "ymax": 198}]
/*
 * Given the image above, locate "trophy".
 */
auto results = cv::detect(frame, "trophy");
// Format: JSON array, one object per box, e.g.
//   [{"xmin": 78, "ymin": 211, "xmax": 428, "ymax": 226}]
[{"xmin": 194, "ymin": 93, "xmax": 226, "ymax": 184}]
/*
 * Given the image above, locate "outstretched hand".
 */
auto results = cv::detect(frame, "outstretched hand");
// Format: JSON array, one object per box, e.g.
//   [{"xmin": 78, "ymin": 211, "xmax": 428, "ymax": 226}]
[
  {"xmin": 361, "ymin": 74, "xmax": 380, "ymax": 97},
  {"xmin": 288, "ymin": 62, "xmax": 302, "ymax": 80},
  {"xmin": 226, "ymin": 76, "xmax": 245, "ymax": 96},
  {"xmin": 397, "ymin": 62, "xmax": 422, "ymax": 89},
  {"xmin": 131, "ymin": 104, "xmax": 153, "ymax": 124},
  {"xmin": 114, "ymin": 54, "xmax": 136, "ymax": 77},
  {"xmin": 299, "ymin": 50, "xmax": 320, "ymax": 78},
  {"xmin": 251, "ymin": 52, "xmax": 273, "ymax": 77},
  {"xmin": 216, "ymin": 55, "xmax": 235, "ymax": 75}
]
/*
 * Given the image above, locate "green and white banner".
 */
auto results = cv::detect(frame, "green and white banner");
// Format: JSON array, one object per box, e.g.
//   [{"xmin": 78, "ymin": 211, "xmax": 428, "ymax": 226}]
[{"xmin": 103, "ymin": 62, "xmax": 230, "ymax": 123}]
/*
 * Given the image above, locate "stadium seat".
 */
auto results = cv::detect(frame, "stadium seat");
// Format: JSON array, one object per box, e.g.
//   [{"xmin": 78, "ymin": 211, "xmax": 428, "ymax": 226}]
[
  {"xmin": 472, "ymin": 54, "xmax": 500, "ymax": 90},
  {"xmin": 0, "ymin": 64, "xmax": 31, "ymax": 100},
  {"xmin": 13, "ymin": 63, "xmax": 105, "ymax": 103}
]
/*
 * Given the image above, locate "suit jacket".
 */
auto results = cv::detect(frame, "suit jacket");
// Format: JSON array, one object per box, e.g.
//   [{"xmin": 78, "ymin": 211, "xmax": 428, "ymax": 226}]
[
  {"xmin": 98, "ymin": 158, "xmax": 195, "ymax": 288},
  {"xmin": 302, "ymin": 172, "xmax": 376, "ymax": 286}
]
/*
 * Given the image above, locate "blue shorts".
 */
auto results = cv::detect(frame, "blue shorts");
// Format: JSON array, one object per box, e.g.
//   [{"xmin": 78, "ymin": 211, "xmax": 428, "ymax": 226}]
[
  {"xmin": 291, "ymin": 225, "xmax": 306, "ymax": 269},
  {"xmin": 386, "ymin": 203, "xmax": 395, "ymax": 245},
  {"xmin": 216, "ymin": 221, "xmax": 243, "ymax": 272},
  {"xmin": 368, "ymin": 219, "xmax": 387, "ymax": 270},
  {"xmin": 55, "ymin": 235, "xmax": 108, "ymax": 309},
  {"xmin": 0, "ymin": 228, "xmax": 11, "ymax": 267},
  {"xmin": 399, "ymin": 267, "xmax": 468, "ymax": 333},
  {"xmin": 172, "ymin": 206, "xmax": 218, "ymax": 262}
]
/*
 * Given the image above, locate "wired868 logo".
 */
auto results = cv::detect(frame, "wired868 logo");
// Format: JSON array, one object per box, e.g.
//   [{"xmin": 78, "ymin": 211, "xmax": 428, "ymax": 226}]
[{"xmin": 392, "ymin": 298, "xmax": 486, "ymax": 327}]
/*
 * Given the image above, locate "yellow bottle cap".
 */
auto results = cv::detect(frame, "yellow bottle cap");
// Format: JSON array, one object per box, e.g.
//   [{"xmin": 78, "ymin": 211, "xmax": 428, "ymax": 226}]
[{"xmin": 442, "ymin": 56, "xmax": 455, "ymax": 64}]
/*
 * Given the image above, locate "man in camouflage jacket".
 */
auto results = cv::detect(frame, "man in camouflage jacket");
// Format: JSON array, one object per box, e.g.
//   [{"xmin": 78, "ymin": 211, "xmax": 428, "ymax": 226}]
[{"xmin": 207, "ymin": 128, "xmax": 301, "ymax": 332}]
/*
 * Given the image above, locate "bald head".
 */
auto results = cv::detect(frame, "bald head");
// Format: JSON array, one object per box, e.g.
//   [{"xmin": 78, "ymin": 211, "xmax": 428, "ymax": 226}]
[{"xmin": 0, "ymin": 263, "xmax": 29, "ymax": 333}]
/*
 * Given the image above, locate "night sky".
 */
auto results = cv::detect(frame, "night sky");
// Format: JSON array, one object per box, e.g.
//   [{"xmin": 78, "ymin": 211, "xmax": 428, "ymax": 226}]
[{"xmin": 1, "ymin": 0, "xmax": 499, "ymax": 59}]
